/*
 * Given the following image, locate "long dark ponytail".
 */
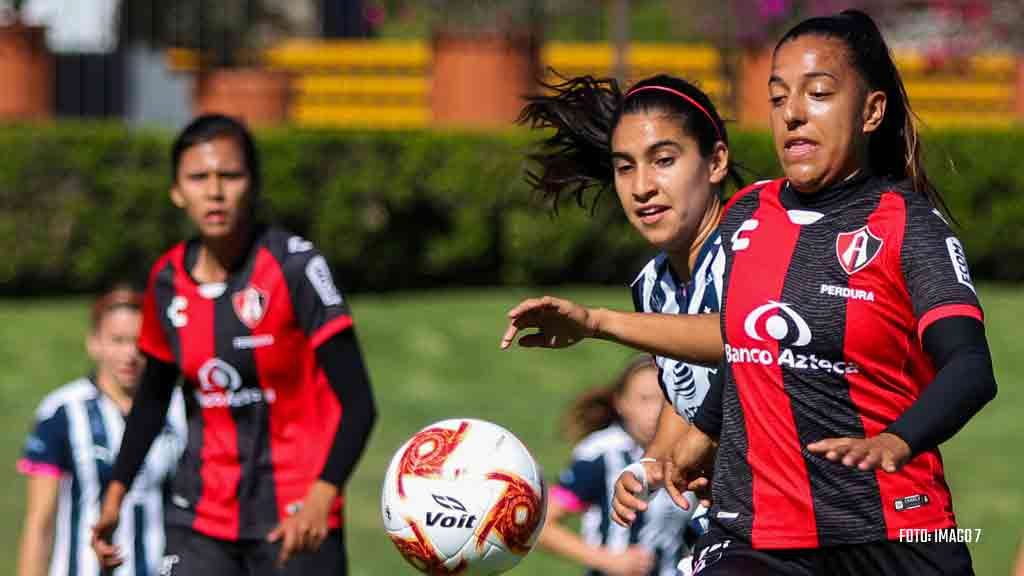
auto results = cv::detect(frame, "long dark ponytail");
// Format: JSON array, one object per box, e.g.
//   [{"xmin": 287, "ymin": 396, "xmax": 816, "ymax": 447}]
[
  {"xmin": 776, "ymin": 10, "xmax": 952, "ymax": 219},
  {"xmin": 517, "ymin": 72, "xmax": 740, "ymax": 211}
]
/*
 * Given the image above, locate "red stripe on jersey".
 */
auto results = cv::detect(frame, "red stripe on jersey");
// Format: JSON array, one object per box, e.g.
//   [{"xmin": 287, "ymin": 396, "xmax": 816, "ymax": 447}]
[
  {"xmin": 181, "ymin": 274, "xmax": 242, "ymax": 540},
  {"xmin": 726, "ymin": 181, "xmax": 818, "ymax": 548},
  {"xmin": 139, "ymin": 250, "xmax": 181, "ymax": 363},
  {"xmin": 249, "ymin": 249, "xmax": 344, "ymax": 529},
  {"xmin": 918, "ymin": 304, "xmax": 984, "ymax": 342},
  {"xmin": 310, "ymin": 314, "xmax": 354, "ymax": 349},
  {"xmin": 844, "ymin": 191, "xmax": 956, "ymax": 540}
]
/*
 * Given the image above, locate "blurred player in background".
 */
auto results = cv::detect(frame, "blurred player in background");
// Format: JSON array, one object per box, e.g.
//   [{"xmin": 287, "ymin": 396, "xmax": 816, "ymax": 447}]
[
  {"xmin": 91, "ymin": 114, "xmax": 377, "ymax": 575},
  {"xmin": 539, "ymin": 355, "xmax": 701, "ymax": 576},
  {"xmin": 505, "ymin": 10, "xmax": 997, "ymax": 575},
  {"xmin": 514, "ymin": 73, "xmax": 738, "ymax": 533},
  {"xmin": 17, "ymin": 285, "xmax": 186, "ymax": 576}
]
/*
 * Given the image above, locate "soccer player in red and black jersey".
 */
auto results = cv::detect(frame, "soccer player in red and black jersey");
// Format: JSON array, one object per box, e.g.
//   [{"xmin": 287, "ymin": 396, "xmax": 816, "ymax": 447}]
[
  {"xmin": 90, "ymin": 115, "xmax": 377, "ymax": 575},
  {"xmin": 502, "ymin": 10, "xmax": 996, "ymax": 576}
]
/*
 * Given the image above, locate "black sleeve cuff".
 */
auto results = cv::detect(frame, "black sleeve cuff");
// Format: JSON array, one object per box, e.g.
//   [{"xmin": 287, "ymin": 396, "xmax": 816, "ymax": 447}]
[{"xmin": 884, "ymin": 316, "xmax": 996, "ymax": 455}]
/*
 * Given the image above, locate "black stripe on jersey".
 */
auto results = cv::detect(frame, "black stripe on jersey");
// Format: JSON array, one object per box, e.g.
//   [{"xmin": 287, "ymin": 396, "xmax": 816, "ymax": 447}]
[
  {"xmin": 153, "ymin": 260, "xmax": 182, "ymax": 362},
  {"xmin": 779, "ymin": 194, "xmax": 886, "ymax": 545},
  {"xmin": 168, "ymin": 389, "xmax": 203, "ymax": 530},
  {"xmin": 217, "ymin": 234, "xmax": 281, "ymax": 536},
  {"xmin": 714, "ymin": 188, "xmax": 761, "ymax": 542}
]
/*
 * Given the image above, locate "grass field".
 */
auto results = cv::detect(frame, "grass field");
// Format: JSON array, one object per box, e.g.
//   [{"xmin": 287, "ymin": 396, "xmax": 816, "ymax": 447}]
[{"xmin": 1, "ymin": 286, "xmax": 1020, "ymax": 575}]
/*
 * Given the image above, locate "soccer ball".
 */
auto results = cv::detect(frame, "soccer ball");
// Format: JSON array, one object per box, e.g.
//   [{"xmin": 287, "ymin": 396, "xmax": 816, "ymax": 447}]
[{"xmin": 381, "ymin": 418, "xmax": 547, "ymax": 574}]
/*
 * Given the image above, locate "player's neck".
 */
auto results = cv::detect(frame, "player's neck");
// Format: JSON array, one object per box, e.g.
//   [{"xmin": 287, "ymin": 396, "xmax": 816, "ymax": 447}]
[
  {"xmin": 195, "ymin": 225, "xmax": 253, "ymax": 283},
  {"xmin": 668, "ymin": 196, "xmax": 722, "ymax": 282},
  {"xmin": 95, "ymin": 374, "xmax": 133, "ymax": 414}
]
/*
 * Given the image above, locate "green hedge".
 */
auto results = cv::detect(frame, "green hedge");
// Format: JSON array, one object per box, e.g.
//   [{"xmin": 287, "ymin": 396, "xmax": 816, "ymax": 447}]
[{"xmin": 0, "ymin": 123, "xmax": 1021, "ymax": 294}]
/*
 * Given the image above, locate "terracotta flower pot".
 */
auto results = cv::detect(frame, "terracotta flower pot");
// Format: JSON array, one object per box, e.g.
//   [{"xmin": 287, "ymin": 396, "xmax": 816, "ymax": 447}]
[
  {"xmin": 431, "ymin": 31, "xmax": 539, "ymax": 128},
  {"xmin": 194, "ymin": 68, "xmax": 291, "ymax": 126},
  {"xmin": 738, "ymin": 46, "xmax": 774, "ymax": 128},
  {"xmin": 0, "ymin": 23, "xmax": 53, "ymax": 120},
  {"xmin": 1017, "ymin": 59, "xmax": 1024, "ymax": 123}
]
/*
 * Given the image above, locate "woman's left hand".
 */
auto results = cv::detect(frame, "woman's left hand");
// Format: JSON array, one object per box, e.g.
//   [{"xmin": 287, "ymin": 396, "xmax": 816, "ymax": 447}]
[
  {"xmin": 267, "ymin": 480, "xmax": 337, "ymax": 566},
  {"xmin": 500, "ymin": 296, "xmax": 598, "ymax": 350},
  {"xmin": 807, "ymin": 432, "xmax": 911, "ymax": 473}
]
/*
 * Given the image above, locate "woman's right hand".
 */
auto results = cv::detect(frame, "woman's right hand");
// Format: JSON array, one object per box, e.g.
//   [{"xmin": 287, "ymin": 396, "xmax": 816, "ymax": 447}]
[
  {"xmin": 500, "ymin": 296, "xmax": 599, "ymax": 350},
  {"xmin": 664, "ymin": 427, "xmax": 717, "ymax": 510},
  {"xmin": 91, "ymin": 506, "xmax": 122, "ymax": 569},
  {"xmin": 600, "ymin": 545, "xmax": 656, "ymax": 576},
  {"xmin": 610, "ymin": 459, "xmax": 663, "ymax": 527},
  {"xmin": 91, "ymin": 483, "xmax": 126, "ymax": 569}
]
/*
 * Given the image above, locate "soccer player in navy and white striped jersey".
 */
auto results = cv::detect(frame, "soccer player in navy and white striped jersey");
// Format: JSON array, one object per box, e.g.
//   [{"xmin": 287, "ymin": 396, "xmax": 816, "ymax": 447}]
[
  {"xmin": 17, "ymin": 287, "xmax": 186, "ymax": 576},
  {"xmin": 631, "ymin": 237, "xmax": 724, "ymax": 422},
  {"xmin": 508, "ymin": 73, "xmax": 739, "ymax": 565}
]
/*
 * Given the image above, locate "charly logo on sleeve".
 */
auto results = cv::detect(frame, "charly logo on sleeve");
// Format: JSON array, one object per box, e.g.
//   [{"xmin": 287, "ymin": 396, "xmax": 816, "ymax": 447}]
[{"xmin": 726, "ymin": 301, "xmax": 858, "ymax": 376}]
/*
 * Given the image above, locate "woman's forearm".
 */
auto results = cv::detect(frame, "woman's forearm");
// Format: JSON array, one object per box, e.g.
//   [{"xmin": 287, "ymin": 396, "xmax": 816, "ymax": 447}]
[{"xmin": 591, "ymin": 310, "xmax": 723, "ymax": 366}]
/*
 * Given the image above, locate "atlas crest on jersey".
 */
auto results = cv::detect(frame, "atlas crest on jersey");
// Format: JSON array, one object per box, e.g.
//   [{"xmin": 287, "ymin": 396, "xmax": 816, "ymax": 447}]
[
  {"xmin": 835, "ymin": 225, "xmax": 883, "ymax": 275},
  {"xmin": 232, "ymin": 285, "xmax": 269, "ymax": 328}
]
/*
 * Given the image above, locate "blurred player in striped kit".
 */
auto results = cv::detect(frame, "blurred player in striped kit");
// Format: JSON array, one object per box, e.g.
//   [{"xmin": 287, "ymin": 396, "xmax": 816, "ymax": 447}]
[
  {"xmin": 539, "ymin": 355, "xmax": 703, "ymax": 576},
  {"xmin": 17, "ymin": 285, "xmax": 187, "ymax": 576}
]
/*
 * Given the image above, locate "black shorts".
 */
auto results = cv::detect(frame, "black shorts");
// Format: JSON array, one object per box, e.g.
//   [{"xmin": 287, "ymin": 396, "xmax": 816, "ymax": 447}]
[
  {"xmin": 162, "ymin": 525, "xmax": 348, "ymax": 576},
  {"xmin": 688, "ymin": 524, "xmax": 973, "ymax": 576}
]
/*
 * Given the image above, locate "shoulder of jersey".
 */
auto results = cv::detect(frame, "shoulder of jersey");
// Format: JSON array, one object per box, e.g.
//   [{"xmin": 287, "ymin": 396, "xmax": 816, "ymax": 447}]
[
  {"xmin": 34, "ymin": 378, "xmax": 96, "ymax": 420},
  {"xmin": 263, "ymin": 226, "xmax": 319, "ymax": 261},
  {"xmin": 571, "ymin": 424, "xmax": 636, "ymax": 461},
  {"xmin": 723, "ymin": 178, "xmax": 781, "ymax": 214},
  {"xmin": 630, "ymin": 252, "xmax": 669, "ymax": 290},
  {"xmin": 879, "ymin": 182, "xmax": 954, "ymax": 227}
]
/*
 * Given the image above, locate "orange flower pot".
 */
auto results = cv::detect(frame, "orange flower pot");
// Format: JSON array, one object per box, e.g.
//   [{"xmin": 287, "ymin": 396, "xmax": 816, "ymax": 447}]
[
  {"xmin": 0, "ymin": 23, "xmax": 53, "ymax": 120},
  {"xmin": 194, "ymin": 68, "xmax": 291, "ymax": 126},
  {"xmin": 431, "ymin": 32, "xmax": 539, "ymax": 128}
]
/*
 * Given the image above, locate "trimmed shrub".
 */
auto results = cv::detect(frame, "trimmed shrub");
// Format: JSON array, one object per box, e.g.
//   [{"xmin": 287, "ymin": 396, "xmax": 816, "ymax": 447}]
[{"xmin": 0, "ymin": 123, "xmax": 1019, "ymax": 294}]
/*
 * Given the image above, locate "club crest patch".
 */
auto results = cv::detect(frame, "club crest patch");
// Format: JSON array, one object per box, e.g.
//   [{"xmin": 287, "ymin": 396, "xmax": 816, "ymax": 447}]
[
  {"xmin": 232, "ymin": 285, "xmax": 269, "ymax": 328},
  {"xmin": 835, "ymin": 226, "xmax": 883, "ymax": 275}
]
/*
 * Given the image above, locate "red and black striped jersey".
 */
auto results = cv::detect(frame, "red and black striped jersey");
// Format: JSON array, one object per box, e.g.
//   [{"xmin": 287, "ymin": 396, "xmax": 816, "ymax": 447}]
[
  {"xmin": 714, "ymin": 175, "xmax": 982, "ymax": 549},
  {"xmin": 138, "ymin": 225, "xmax": 354, "ymax": 541}
]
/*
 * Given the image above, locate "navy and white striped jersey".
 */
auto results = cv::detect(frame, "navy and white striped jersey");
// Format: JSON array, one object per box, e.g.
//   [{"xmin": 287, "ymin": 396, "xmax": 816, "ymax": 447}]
[
  {"xmin": 551, "ymin": 424, "xmax": 696, "ymax": 576},
  {"xmin": 631, "ymin": 231, "xmax": 725, "ymax": 421},
  {"xmin": 19, "ymin": 377, "xmax": 186, "ymax": 576}
]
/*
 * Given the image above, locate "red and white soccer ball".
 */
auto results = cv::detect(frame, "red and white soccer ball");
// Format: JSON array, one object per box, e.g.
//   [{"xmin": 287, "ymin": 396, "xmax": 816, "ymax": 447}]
[{"xmin": 382, "ymin": 419, "xmax": 547, "ymax": 574}]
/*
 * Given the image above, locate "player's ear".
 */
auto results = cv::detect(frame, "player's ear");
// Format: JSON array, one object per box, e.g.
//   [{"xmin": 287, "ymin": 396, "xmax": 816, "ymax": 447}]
[
  {"xmin": 708, "ymin": 141, "xmax": 730, "ymax": 185},
  {"xmin": 862, "ymin": 89, "xmax": 886, "ymax": 134},
  {"xmin": 85, "ymin": 330, "xmax": 100, "ymax": 362},
  {"xmin": 170, "ymin": 185, "xmax": 186, "ymax": 209}
]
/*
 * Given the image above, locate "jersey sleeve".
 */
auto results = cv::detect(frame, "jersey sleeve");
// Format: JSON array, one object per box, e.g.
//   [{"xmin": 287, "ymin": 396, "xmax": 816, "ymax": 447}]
[
  {"xmin": 282, "ymin": 246, "xmax": 354, "ymax": 348},
  {"xmin": 139, "ymin": 258, "xmax": 176, "ymax": 363},
  {"xmin": 900, "ymin": 200, "xmax": 983, "ymax": 340},
  {"xmin": 553, "ymin": 455, "xmax": 606, "ymax": 513},
  {"xmin": 18, "ymin": 405, "xmax": 71, "ymax": 478}
]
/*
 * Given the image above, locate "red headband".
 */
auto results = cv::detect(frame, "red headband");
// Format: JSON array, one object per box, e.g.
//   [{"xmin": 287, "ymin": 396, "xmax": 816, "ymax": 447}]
[{"xmin": 623, "ymin": 85, "xmax": 723, "ymax": 142}]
